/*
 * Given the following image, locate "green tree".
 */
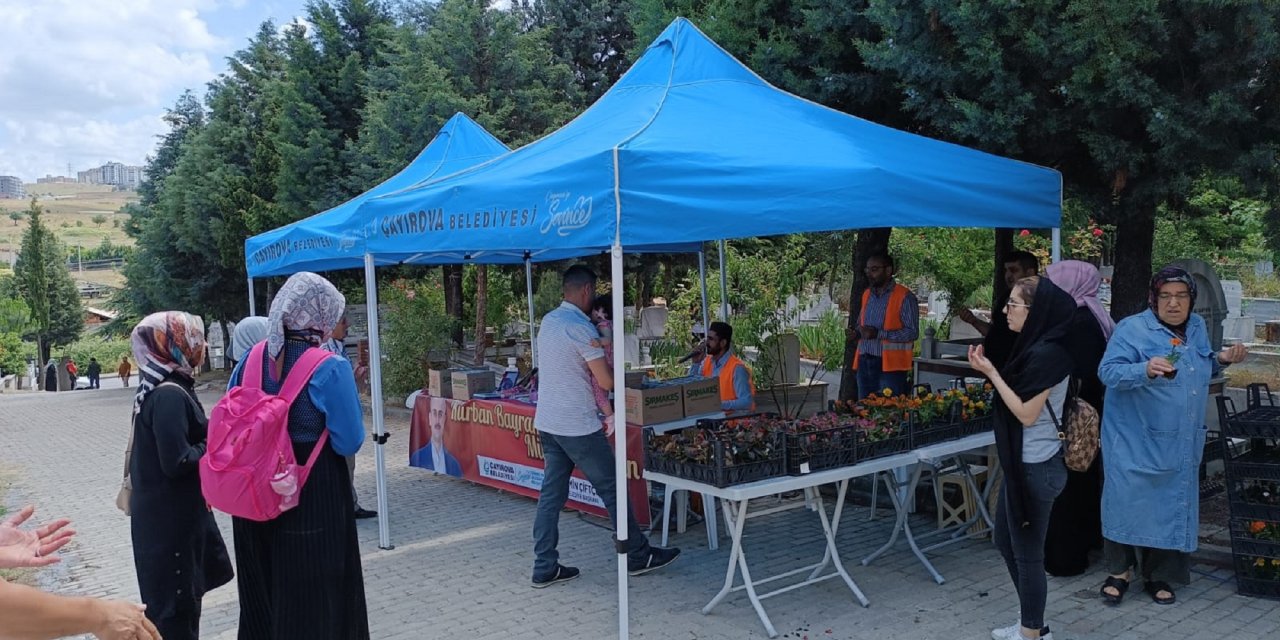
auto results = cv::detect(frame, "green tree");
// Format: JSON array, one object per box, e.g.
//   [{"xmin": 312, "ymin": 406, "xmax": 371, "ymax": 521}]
[
  {"xmin": 8, "ymin": 211, "xmax": 22, "ymax": 226},
  {"xmin": 859, "ymin": 0, "xmax": 1280, "ymax": 319},
  {"xmin": 11, "ymin": 200, "xmax": 82, "ymax": 370},
  {"xmin": 91, "ymin": 214, "xmax": 107, "ymax": 227},
  {"xmin": 516, "ymin": 0, "xmax": 638, "ymax": 104},
  {"xmin": 273, "ymin": 1, "xmax": 394, "ymax": 220}
]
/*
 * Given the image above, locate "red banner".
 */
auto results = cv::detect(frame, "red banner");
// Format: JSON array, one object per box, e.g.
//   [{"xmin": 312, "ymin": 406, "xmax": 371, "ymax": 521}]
[{"xmin": 409, "ymin": 394, "xmax": 650, "ymax": 527}]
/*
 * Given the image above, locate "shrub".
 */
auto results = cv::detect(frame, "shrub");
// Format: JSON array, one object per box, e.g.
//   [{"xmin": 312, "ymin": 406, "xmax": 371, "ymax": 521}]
[{"xmin": 380, "ymin": 277, "xmax": 456, "ymax": 397}]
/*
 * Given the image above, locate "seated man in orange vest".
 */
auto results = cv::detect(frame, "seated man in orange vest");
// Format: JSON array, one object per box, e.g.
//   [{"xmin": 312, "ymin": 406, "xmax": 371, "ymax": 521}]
[
  {"xmin": 853, "ymin": 253, "xmax": 919, "ymax": 399},
  {"xmin": 689, "ymin": 321, "xmax": 755, "ymax": 414}
]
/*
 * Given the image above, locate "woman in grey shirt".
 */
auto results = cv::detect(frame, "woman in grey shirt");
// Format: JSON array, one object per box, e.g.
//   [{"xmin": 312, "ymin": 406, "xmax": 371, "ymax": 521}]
[{"xmin": 968, "ymin": 276, "xmax": 1076, "ymax": 640}]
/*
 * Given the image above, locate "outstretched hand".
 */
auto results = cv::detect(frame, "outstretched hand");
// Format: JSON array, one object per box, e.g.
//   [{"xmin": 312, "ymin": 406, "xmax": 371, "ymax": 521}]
[
  {"xmin": 0, "ymin": 505, "xmax": 75, "ymax": 569},
  {"xmin": 967, "ymin": 345, "xmax": 996, "ymax": 377}
]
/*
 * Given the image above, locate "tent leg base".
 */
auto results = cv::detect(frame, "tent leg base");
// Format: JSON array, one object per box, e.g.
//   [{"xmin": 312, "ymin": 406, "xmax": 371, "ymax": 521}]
[{"xmin": 378, "ymin": 544, "xmax": 395, "ymax": 551}]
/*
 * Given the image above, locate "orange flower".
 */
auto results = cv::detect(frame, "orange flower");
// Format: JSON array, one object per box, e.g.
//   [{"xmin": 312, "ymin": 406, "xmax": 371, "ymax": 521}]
[
  {"xmin": 1250, "ymin": 521, "xmax": 1267, "ymax": 535},
  {"xmin": 1171, "ymin": 338, "xmax": 1182, "ymax": 347}
]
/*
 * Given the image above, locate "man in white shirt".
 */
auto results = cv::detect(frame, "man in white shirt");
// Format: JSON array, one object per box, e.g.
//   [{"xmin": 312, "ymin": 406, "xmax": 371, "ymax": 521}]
[{"xmin": 530, "ymin": 265, "xmax": 680, "ymax": 589}]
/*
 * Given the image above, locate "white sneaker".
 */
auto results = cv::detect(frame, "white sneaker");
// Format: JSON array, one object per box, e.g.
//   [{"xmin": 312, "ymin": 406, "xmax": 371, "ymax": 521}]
[{"xmin": 992, "ymin": 622, "xmax": 1053, "ymax": 640}]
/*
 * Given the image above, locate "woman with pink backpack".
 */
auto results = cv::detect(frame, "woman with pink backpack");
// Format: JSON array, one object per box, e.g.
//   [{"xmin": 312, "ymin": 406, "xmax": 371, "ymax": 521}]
[{"xmin": 226, "ymin": 272, "xmax": 369, "ymax": 639}]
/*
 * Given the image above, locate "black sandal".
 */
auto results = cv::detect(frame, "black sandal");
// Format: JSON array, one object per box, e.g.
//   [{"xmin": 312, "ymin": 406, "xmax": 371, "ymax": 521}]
[
  {"xmin": 1145, "ymin": 580, "xmax": 1176, "ymax": 605},
  {"xmin": 1100, "ymin": 576, "xmax": 1129, "ymax": 604}
]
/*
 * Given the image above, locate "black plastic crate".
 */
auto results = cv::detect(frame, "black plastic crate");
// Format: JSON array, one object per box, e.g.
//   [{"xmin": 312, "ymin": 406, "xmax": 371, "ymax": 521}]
[
  {"xmin": 784, "ymin": 423, "xmax": 860, "ymax": 476},
  {"xmin": 957, "ymin": 414, "xmax": 994, "ymax": 437},
  {"xmin": 692, "ymin": 412, "xmax": 781, "ymax": 431},
  {"xmin": 644, "ymin": 428, "xmax": 787, "ymax": 488},
  {"xmin": 911, "ymin": 419, "xmax": 961, "ymax": 447},
  {"xmin": 1226, "ymin": 474, "xmax": 1280, "ymax": 521},
  {"xmin": 857, "ymin": 427, "xmax": 912, "ymax": 461},
  {"xmin": 1232, "ymin": 547, "xmax": 1280, "ymax": 601},
  {"xmin": 1228, "ymin": 518, "xmax": 1280, "ymax": 557},
  {"xmin": 1218, "ymin": 390, "xmax": 1280, "ymax": 439}
]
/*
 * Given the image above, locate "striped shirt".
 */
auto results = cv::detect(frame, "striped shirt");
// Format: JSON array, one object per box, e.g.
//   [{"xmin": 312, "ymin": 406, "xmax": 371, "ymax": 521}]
[
  {"xmin": 857, "ymin": 281, "xmax": 920, "ymax": 357},
  {"xmin": 534, "ymin": 301, "xmax": 607, "ymax": 437}
]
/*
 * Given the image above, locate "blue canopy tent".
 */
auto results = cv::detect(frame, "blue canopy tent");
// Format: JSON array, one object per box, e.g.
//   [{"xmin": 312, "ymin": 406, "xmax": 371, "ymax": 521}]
[
  {"xmin": 349, "ymin": 18, "xmax": 1062, "ymax": 638},
  {"xmin": 241, "ymin": 112, "xmax": 510, "ymax": 549},
  {"xmin": 244, "ymin": 112, "xmax": 511, "ymax": 282}
]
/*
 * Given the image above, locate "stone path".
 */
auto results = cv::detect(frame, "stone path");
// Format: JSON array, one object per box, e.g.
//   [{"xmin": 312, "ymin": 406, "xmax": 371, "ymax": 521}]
[{"xmin": 1, "ymin": 386, "xmax": 1277, "ymax": 639}]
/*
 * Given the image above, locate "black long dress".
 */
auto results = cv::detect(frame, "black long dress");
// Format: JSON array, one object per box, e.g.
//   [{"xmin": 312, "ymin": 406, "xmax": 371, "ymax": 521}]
[
  {"xmin": 231, "ymin": 339, "xmax": 369, "ymax": 640},
  {"xmin": 1043, "ymin": 308, "xmax": 1107, "ymax": 576},
  {"xmin": 130, "ymin": 374, "xmax": 234, "ymax": 640}
]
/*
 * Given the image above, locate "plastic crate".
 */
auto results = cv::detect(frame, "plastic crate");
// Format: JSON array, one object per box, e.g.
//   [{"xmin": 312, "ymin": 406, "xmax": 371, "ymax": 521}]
[
  {"xmin": 857, "ymin": 427, "xmax": 912, "ymax": 461},
  {"xmin": 912, "ymin": 413, "xmax": 995, "ymax": 447},
  {"xmin": 784, "ymin": 423, "xmax": 860, "ymax": 476},
  {"xmin": 1231, "ymin": 543, "xmax": 1280, "ymax": 601},
  {"xmin": 644, "ymin": 428, "xmax": 787, "ymax": 488},
  {"xmin": 1218, "ymin": 388, "xmax": 1280, "ymax": 439}
]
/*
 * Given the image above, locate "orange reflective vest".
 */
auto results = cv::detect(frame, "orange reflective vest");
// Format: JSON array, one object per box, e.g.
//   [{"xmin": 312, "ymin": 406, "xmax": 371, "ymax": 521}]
[
  {"xmin": 853, "ymin": 283, "xmax": 914, "ymax": 373},
  {"xmin": 700, "ymin": 353, "xmax": 756, "ymax": 414}
]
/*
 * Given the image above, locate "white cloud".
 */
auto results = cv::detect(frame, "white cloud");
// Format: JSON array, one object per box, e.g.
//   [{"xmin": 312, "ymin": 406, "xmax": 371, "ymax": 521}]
[{"xmin": 0, "ymin": 0, "xmax": 230, "ymax": 180}]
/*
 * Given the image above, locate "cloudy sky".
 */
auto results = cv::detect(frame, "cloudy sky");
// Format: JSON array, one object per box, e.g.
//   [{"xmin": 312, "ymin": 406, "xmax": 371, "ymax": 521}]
[{"xmin": 0, "ymin": 0, "xmax": 309, "ymax": 183}]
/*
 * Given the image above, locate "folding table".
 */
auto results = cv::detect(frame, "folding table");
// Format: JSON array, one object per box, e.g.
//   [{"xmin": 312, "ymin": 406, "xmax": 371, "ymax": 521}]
[{"xmin": 645, "ymin": 450, "xmax": 917, "ymax": 638}]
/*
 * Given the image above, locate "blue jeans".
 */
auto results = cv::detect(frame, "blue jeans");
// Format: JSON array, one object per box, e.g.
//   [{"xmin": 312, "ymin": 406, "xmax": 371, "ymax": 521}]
[
  {"xmin": 855, "ymin": 354, "xmax": 909, "ymax": 399},
  {"xmin": 532, "ymin": 430, "xmax": 651, "ymax": 580},
  {"xmin": 993, "ymin": 452, "xmax": 1068, "ymax": 631}
]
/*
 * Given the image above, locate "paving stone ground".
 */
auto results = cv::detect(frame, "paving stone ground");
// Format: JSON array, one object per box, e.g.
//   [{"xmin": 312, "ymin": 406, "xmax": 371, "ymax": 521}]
[{"xmin": 2, "ymin": 385, "xmax": 1277, "ymax": 639}]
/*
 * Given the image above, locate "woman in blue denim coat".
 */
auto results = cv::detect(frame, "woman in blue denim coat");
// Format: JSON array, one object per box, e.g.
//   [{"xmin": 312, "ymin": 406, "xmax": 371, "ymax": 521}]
[{"xmin": 1097, "ymin": 267, "xmax": 1247, "ymax": 606}]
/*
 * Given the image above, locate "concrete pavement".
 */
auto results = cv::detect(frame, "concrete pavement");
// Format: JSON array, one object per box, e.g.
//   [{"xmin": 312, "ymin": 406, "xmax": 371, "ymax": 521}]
[{"xmin": 1, "ymin": 385, "xmax": 1276, "ymax": 639}]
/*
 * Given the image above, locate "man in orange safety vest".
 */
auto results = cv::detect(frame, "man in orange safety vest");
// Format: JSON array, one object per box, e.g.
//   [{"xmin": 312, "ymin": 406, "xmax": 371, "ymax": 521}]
[
  {"xmin": 689, "ymin": 321, "xmax": 755, "ymax": 414},
  {"xmin": 852, "ymin": 253, "xmax": 919, "ymax": 399}
]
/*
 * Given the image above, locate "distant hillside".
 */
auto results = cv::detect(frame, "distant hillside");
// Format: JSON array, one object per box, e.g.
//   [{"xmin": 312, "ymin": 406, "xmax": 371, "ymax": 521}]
[{"xmin": 0, "ymin": 183, "xmax": 137, "ymax": 253}]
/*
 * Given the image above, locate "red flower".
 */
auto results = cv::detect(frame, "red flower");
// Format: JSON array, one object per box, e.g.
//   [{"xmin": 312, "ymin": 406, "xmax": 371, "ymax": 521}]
[
  {"xmin": 1092, "ymin": 228, "xmax": 1104, "ymax": 237},
  {"xmin": 1019, "ymin": 229, "xmax": 1031, "ymax": 236}
]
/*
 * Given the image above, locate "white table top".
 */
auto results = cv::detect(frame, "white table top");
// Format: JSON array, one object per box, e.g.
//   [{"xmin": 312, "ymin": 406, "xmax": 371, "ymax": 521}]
[
  {"xmin": 645, "ymin": 431, "xmax": 996, "ymax": 501},
  {"xmin": 914, "ymin": 431, "xmax": 996, "ymax": 462}
]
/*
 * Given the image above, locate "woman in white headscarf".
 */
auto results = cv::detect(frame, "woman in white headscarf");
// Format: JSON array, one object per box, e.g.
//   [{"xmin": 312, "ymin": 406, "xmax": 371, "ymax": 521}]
[
  {"xmin": 230, "ymin": 316, "xmax": 269, "ymax": 366},
  {"xmin": 226, "ymin": 272, "xmax": 369, "ymax": 640}
]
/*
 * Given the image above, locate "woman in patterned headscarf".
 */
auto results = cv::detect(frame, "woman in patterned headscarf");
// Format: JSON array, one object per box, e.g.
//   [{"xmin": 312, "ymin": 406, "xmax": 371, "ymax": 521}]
[
  {"xmin": 127, "ymin": 311, "xmax": 233, "ymax": 640},
  {"xmin": 227, "ymin": 272, "xmax": 369, "ymax": 640},
  {"xmin": 1096, "ymin": 267, "xmax": 1247, "ymax": 606}
]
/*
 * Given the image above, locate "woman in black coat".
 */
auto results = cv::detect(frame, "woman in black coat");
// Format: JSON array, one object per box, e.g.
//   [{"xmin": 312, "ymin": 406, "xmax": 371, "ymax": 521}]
[
  {"xmin": 1042, "ymin": 261, "xmax": 1115, "ymax": 577},
  {"xmin": 128, "ymin": 311, "xmax": 233, "ymax": 640}
]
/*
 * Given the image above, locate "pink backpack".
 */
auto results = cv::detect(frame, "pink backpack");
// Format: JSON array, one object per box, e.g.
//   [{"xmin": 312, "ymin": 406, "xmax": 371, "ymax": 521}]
[{"xmin": 200, "ymin": 342, "xmax": 332, "ymax": 521}]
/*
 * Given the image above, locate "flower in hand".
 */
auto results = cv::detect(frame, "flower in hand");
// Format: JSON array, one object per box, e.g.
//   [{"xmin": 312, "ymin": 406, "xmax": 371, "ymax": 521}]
[
  {"xmin": 0, "ymin": 505, "xmax": 75, "ymax": 569},
  {"xmin": 1166, "ymin": 338, "xmax": 1183, "ymax": 365}
]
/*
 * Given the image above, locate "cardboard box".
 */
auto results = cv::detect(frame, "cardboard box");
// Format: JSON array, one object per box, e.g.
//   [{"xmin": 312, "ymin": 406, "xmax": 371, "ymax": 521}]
[
  {"xmin": 451, "ymin": 369, "xmax": 495, "ymax": 401},
  {"xmin": 428, "ymin": 368, "xmax": 454, "ymax": 398},
  {"xmin": 680, "ymin": 377, "xmax": 722, "ymax": 417},
  {"xmin": 625, "ymin": 385, "xmax": 684, "ymax": 425}
]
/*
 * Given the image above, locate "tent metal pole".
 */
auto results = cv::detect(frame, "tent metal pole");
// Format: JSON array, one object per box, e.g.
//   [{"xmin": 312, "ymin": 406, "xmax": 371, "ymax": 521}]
[
  {"xmin": 247, "ymin": 277, "xmax": 256, "ymax": 316},
  {"xmin": 717, "ymin": 240, "xmax": 729, "ymax": 319},
  {"xmin": 1051, "ymin": 228, "xmax": 1062, "ymax": 264},
  {"xmin": 698, "ymin": 250, "xmax": 710, "ymax": 339},
  {"xmin": 364, "ymin": 254, "xmax": 392, "ymax": 550},
  {"xmin": 610, "ymin": 242, "xmax": 629, "ymax": 640},
  {"xmin": 525, "ymin": 258, "xmax": 537, "ymax": 368}
]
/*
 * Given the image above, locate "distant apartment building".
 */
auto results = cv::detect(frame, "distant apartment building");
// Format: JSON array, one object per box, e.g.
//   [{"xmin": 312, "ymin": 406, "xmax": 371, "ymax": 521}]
[
  {"xmin": 0, "ymin": 175, "xmax": 25, "ymax": 199},
  {"xmin": 78, "ymin": 162, "xmax": 145, "ymax": 190},
  {"xmin": 36, "ymin": 174, "xmax": 76, "ymax": 184}
]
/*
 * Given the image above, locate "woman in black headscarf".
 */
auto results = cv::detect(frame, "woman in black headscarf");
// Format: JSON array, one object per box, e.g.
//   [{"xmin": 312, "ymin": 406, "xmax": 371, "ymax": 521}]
[{"xmin": 968, "ymin": 276, "xmax": 1077, "ymax": 640}]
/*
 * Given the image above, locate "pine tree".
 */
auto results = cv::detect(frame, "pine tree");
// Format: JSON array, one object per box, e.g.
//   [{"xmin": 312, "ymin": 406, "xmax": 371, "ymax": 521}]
[{"xmin": 13, "ymin": 200, "xmax": 82, "ymax": 371}]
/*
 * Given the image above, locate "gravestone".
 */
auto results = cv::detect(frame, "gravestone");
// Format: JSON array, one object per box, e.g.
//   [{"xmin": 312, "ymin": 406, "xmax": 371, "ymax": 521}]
[
  {"xmin": 927, "ymin": 290, "xmax": 950, "ymax": 319},
  {"xmin": 1221, "ymin": 280, "xmax": 1256, "ymax": 343},
  {"xmin": 1171, "ymin": 259, "xmax": 1228, "ymax": 350}
]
